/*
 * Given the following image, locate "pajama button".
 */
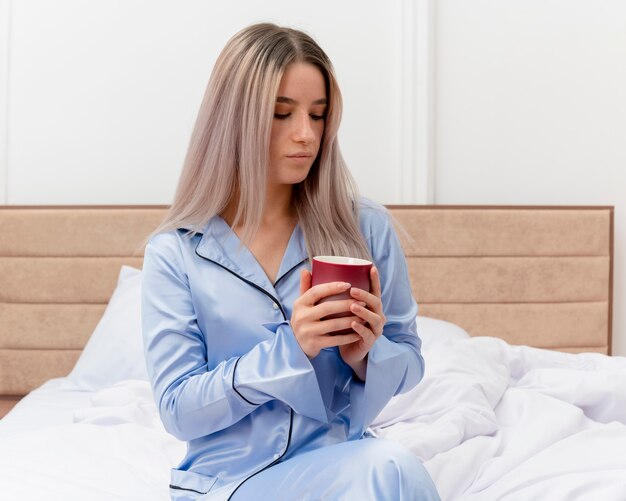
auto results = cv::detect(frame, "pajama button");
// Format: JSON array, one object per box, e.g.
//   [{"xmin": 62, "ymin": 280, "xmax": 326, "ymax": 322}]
[
  {"xmin": 272, "ymin": 302, "xmax": 279, "ymax": 310},
  {"xmin": 273, "ymin": 453, "xmax": 280, "ymax": 460}
]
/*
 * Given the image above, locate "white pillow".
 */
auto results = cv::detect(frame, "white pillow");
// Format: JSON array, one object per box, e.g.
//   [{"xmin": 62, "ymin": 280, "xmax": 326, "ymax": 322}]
[
  {"xmin": 62, "ymin": 266, "xmax": 148, "ymax": 391},
  {"xmin": 416, "ymin": 315, "xmax": 470, "ymax": 349}
]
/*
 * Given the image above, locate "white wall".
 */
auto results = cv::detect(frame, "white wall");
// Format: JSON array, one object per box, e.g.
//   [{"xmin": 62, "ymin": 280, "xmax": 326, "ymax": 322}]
[
  {"xmin": 0, "ymin": 0, "xmax": 428, "ymax": 206},
  {"xmin": 0, "ymin": 0, "xmax": 9, "ymax": 202},
  {"xmin": 1, "ymin": 1, "xmax": 624, "ymax": 355},
  {"xmin": 435, "ymin": 0, "xmax": 626, "ymax": 356}
]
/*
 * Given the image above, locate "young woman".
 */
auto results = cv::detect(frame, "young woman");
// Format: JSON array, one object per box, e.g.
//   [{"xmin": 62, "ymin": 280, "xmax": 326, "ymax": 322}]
[{"xmin": 142, "ymin": 23, "xmax": 440, "ymax": 501}]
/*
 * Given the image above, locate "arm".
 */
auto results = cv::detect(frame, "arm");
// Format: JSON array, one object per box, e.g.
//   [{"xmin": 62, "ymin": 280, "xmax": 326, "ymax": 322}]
[
  {"xmin": 347, "ymin": 208, "xmax": 425, "ymax": 438},
  {"xmin": 141, "ymin": 232, "xmax": 328, "ymax": 441}
]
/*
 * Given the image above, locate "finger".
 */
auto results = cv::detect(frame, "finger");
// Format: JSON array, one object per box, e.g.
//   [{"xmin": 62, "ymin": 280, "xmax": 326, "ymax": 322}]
[
  {"xmin": 314, "ymin": 299, "xmax": 367, "ymax": 318},
  {"xmin": 370, "ymin": 266, "xmax": 382, "ymax": 299},
  {"xmin": 304, "ymin": 281, "xmax": 351, "ymax": 305},
  {"xmin": 320, "ymin": 332, "xmax": 361, "ymax": 348},
  {"xmin": 349, "ymin": 302, "xmax": 382, "ymax": 328},
  {"xmin": 351, "ymin": 320, "xmax": 377, "ymax": 344},
  {"xmin": 299, "ymin": 269, "xmax": 312, "ymax": 296},
  {"xmin": 349, "ymin": 287, "xmax": 382, "ymax": 313},
  {"xmin": 318, "ymin": 315, "xmax": 363, "ymax": 335}
]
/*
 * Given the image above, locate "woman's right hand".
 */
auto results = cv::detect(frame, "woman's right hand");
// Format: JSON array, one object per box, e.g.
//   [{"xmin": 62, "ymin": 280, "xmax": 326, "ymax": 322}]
[{"xmin": 290, "ymin": 269, "xmax": 365, "ymax": 358}]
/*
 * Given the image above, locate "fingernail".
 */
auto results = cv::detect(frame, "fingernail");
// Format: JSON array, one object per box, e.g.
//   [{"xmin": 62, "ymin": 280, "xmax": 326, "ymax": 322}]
[
  {"xmin": 338, "ymin": 282, "xmax": 351, "ymax": 289},
  {"xmin": 351, "ymin": 304, "xmax": 362, "ymax": 312},
  {"xmin": 358, "ymin": 301, "xmax": 366, "ymax": 307},
  {"xmin": 351, "ymin": 288, "xmax": 360, "ymax": 296}
]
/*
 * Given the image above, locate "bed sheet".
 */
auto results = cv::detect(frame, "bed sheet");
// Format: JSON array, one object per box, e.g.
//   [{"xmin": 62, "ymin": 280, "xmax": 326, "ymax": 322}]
[
  {"xmin": 0, "ymin": 378, "xmax": 92, "ymax": 438},
  {"xmin": 1, "ymin": 335, "xmax": 625, "ymax": 500},
  {"xmin": 0, "ymin": 378, "xmax": 185, "ymax": 500}
]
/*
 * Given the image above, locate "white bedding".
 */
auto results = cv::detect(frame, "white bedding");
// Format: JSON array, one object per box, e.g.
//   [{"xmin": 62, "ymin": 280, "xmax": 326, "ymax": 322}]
[
  {"xmin": 0, "ymin": 379, "xmax": 91, "ymax": 437},
  {"xmin": 2, "ymin": 329, "xmax": 626, "ymax": 500},
  {"xmin": 373, "ymin": 334, "xmax": 626, "ymax": 500}
]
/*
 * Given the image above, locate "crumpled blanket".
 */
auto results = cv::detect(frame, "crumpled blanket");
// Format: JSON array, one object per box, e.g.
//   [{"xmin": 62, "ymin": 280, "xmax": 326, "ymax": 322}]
[{"xmin": 371, "ymin": 336, "xmax": 626, "ymax": 500}]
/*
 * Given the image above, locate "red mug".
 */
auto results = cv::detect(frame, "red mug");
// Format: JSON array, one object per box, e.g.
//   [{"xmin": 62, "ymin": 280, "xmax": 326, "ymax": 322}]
[{"xmin": 311, "ymin": 256, "xmax": 372, "ymax": 335}]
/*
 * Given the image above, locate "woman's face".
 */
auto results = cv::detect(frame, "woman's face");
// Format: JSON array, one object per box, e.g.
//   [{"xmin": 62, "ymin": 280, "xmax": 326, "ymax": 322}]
[{"xmin": 268, "ymin": 62, "xmax": 327, "ymax": 188}]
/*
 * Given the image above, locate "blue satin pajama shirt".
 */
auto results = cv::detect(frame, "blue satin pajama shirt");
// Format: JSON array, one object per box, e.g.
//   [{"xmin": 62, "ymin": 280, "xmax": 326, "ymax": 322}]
[{"xmin": 141, "ymin": 199, "xmax": 438, "ymax": 500}]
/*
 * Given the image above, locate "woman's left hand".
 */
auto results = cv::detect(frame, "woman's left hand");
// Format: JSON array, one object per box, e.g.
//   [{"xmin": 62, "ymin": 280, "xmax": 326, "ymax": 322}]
[{"xmin": 339, "ymin": 266, "xmax": 386, "ymax": 381}]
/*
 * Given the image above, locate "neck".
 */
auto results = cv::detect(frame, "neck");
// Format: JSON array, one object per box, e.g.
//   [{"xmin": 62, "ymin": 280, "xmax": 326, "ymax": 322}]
[
  {"xmin": 262, "ymin": 183, "xmax": 296, "ymax": 225},
  {"xmin": 221, "ymin": 183, "xmax": 296, "ymax": 228}
]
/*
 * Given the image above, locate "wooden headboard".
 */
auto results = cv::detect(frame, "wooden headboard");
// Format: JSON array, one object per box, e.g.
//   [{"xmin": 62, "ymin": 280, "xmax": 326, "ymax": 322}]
[{"xmin": 0, "ymin": 205, "xmax": 614, "ymax": 403}]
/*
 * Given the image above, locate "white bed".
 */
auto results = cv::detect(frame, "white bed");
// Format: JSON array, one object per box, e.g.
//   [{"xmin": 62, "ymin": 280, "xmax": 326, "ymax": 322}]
[
  {"xmin": 1, "ymin": 311, "xmax": 625, "ymax": 499},
  {"xmin": 1, "ymin": 205, "xmax": 623, "ymax": 500}
]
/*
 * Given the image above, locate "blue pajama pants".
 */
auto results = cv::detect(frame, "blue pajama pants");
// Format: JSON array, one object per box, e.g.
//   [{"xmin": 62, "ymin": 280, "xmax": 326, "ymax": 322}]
[{"xmin": 172, "ymin": 438, "xmax": 440, "ymax": 501}]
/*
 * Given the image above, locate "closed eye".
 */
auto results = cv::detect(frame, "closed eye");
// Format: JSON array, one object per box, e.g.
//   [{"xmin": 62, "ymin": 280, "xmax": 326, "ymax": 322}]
[{"xmin": 273, "ymin": 113, "xmax": 325, "ymax": 121}]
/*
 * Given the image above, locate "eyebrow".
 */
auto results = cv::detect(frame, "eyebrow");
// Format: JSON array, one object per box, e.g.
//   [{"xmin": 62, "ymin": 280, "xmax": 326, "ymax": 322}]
[{"xmin": 276, "ymin": 96, "xmax": 327, "ymax": 105}]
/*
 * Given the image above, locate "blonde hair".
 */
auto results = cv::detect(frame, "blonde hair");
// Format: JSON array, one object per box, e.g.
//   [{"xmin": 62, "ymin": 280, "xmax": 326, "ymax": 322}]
[{"xmin": 151, "ymin": 23, "xmax": 371, "ymax": 260}]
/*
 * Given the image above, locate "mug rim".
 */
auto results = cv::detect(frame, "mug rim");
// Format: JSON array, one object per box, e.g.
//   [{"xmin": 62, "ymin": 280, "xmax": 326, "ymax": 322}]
[{"xmin": 313, "ymin": 255, "xmax": 372, "ymax": 266}]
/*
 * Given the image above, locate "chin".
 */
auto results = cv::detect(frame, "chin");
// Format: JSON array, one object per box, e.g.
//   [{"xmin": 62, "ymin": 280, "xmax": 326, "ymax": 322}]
[{"xmin": 276, "ymin": 166, "xmax": 313, "ymax": 186}]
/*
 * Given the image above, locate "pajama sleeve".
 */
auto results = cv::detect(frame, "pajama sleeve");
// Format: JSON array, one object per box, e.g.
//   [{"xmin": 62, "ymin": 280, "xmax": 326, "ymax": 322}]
[
  {"xmin": 348, "ymin": 206, "xmax": 425, "ymax": 439},
  {"xmin": 142, "ymin": 232, "xmax": 327, "ymax": 442}
]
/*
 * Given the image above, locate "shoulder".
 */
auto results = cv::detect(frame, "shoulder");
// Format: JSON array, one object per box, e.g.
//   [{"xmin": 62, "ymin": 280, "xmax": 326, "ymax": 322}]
[
  {"xmin": 145, "ymin": 224, "xmax": 207, "ymax": 265},
  {"xmin": 143, "ymin": 227, "xmax": 208, "ymax": 285},
  {"xmin": 147, "ymin": 228, "xmax": 198, "ymax": 251},
  {"xmin": 357, "ymin": 197, "xmax": 392, "ymax": 233},
  {"xmin": 356, "ymin": 197, "xmax": 406, "ymax": 262}
]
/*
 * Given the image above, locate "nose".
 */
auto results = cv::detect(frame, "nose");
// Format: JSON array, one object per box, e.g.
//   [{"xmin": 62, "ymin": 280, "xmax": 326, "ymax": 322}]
[{"xmin": 292, "ymin": 113, "xmax": 315, "ymax": 144}]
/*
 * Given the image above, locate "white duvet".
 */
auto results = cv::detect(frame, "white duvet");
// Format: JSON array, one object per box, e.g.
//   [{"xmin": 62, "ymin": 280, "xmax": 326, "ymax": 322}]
[
  {"xmin": 1, "ymin": 334, "xmax": 626, "ymax": 500},
  {"xmin": 373, "ymin": 335, "xmax": 626, "ymax": 500}
]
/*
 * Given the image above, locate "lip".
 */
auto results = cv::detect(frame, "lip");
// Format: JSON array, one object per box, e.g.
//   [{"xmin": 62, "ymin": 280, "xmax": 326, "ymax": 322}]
[{"xmin": 286, "ymin": 153, "xmax": 313, "ymax": 158}]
